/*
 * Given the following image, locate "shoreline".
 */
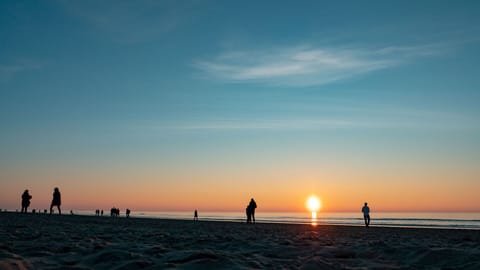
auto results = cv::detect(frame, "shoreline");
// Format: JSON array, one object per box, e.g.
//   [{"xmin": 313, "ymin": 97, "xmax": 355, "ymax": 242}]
[
  {"xmin": 2, "ymin": 210, "xmax": 479, "ymax": 231},
  {"xmin": 2, "ymin": 212, "xmax": 480, "ymax": 269}
]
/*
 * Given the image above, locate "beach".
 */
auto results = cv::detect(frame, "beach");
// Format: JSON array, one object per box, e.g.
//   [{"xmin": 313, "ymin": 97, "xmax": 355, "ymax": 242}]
[{"xmin": 1, "ymin": 212, "xmax": 479, "ymax": 269}]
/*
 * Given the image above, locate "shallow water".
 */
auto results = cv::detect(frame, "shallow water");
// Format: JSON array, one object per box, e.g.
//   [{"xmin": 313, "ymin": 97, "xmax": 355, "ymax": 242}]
[{"xmin": 75, "ymin": 211, "xmax": 480, "ymax": 230}]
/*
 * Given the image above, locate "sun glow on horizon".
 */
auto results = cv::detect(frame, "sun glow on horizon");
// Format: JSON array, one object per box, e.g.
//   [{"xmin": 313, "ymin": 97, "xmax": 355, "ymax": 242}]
[
  {"xmin": 306, "ymin": 195, "xmax": 321, "ymax": 212},
  {"xmin": 306, "ymin": 195, "xmax": 321, "ymax": 225}
]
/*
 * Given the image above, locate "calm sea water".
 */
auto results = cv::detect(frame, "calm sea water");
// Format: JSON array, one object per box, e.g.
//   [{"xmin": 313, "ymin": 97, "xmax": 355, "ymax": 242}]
[{"xmin": 77, "ymin": 211, "xmax": 480, "ymax": 230}]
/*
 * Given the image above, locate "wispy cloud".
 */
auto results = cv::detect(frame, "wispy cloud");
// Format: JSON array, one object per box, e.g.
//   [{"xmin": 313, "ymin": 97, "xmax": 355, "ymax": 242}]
[
  {"xmin": 161, "ymin": 119, "xmax": 361, "ymax": 130},
  {"xmin": 149, "ymin": 115, "xmax": 471, "ymax": 132},
  {"xmin": 143, "ymin": 103, "xmax": 472, "ymax": 132},
  {"xmin": 193, "ymin": 44, "xmax": 445, "ymax": 87},
  {"xmin": 62, "ymin": 1, "xmax": 203, "ymax": 43},
  {"xmin": 0, "ymin": 61, "xmax": 44, "ymax": 82}
]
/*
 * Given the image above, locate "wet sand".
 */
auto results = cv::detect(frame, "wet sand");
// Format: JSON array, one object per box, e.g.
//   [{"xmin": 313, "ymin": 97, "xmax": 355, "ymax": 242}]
[{"xmin": 1, "ymin": 212, "xmax": 479, "ymax": 269}]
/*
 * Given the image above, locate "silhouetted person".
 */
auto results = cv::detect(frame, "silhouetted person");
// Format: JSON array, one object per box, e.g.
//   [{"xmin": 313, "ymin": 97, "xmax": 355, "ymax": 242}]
[
  {"xmin": 21, "ymin": 190, "xmax": 32, "ymax": 213},
  {"xmin": 245, "ymin": 198, "xmax": 257, "ymax": 224},
  {"xmin": 95, "ymin": 209, "xmax": 100, "ymax": 216},
  {"xmin": 126, "ymin": 209, "xmax": 131, "ymax": 218},
  {"xmin": 194, "ymin": 209, "xmax": 198, "ymax": 221},
  {"xmin": 101, "ymin": 209, "xmax": 104, "ymax": 216},
  {"xmin": 246, "ymin": 205, "xmax": 252, "ymax": 223},
  {"xmin": 362, "ymin": 202, "xmax": 370, "ymax": 228},
  {"xmin": 70, "ymin": 210, "xmax": 74, "ymax": 215},
  {"xmin": 248, "ymin": 198, "xmax": 257, "ymax": 224},
  {"xmin": 50, "ymin": 187, "xmax": 61, "ymax": 215},
  {"xmin": 110, "ymin": 207, "xmax": 120, "ymax": 218}
]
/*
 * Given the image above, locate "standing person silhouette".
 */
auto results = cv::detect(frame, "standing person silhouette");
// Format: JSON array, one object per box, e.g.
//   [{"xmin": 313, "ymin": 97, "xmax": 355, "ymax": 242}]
[
  {"xmin": 248, "ymin": 198, "xmax": 257, "ymax": 224},
  {"xmin": 21, "ymin": 190, "xmax": 32, "ymax": 213},
  {"xmin": 362, "ymin": 202, "xmax": 370, "ymax": 228},
  {"xmin": 50, "ymin": 187, "xmax": 61, "ymax": 215},
  {"xmin": 193, "ymin": 209, "xmax": 198, "ymax": 221}
]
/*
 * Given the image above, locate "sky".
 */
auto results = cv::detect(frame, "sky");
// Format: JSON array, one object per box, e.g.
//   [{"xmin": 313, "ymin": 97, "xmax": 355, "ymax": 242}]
[{"xmin": 1, "ymin": 0, "xmax": 480, "ymax": 213}]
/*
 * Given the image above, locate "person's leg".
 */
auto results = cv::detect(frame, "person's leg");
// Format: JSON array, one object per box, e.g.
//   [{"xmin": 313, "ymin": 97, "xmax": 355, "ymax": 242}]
[
  {"xmin": 364, "ymin": 215, "xmax": 368, "ymax": 227},
  {"xmin": 252, "ymin": 212, "xmax": 255, "ymax": 224},
  {"xmin": 50, "ymin": 204, "xmax": 53, "ymax": 214},
  {"xmin": 367, "ymin": 215, "xmax": 370, "ymax": 227},
  {"xmin": 57, "ymin": 205, "xmax": 61, "ymax": 215}
]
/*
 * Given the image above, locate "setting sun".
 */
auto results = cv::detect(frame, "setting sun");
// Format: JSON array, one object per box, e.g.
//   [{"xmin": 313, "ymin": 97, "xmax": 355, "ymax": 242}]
[{"xmin": 306, "ymin": 195, "xmax": 321, "ymax": 212}]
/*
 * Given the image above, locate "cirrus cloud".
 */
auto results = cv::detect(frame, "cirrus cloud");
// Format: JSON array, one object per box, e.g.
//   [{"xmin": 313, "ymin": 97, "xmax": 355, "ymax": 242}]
[{"xmin": 193, "ymin": 43, "xmax": 445, "ymax": 87}]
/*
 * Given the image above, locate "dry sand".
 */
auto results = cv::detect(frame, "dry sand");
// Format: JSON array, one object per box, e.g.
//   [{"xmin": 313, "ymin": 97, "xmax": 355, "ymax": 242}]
[{"xmin": 1, "ymin": 212, "xmax": 479, "ymax": 269}]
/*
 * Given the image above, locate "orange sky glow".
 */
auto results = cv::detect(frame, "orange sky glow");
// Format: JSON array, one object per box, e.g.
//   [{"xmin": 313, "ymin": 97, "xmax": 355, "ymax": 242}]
[{"xmin": 1, "ymin": 162, "xmax": 479, "ymax": 213}]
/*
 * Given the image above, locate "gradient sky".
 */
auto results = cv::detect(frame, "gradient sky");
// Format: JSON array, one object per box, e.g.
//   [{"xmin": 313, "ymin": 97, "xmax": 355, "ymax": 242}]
[{"xmin": 1, "ymin": 1, "xmax": 480, "ymax": 212}]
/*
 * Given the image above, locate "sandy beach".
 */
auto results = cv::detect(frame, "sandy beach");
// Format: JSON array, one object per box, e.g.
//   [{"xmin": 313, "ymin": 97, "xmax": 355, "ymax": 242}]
[{"xmin": 0, "ymin": 212, "xmax": 479, "ymax": 269}]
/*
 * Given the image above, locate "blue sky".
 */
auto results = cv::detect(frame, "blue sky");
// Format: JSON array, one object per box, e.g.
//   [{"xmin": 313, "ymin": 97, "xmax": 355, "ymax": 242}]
[{"xmin": 1, "ymin": 1, "xmax": 479, "ymax": 211}]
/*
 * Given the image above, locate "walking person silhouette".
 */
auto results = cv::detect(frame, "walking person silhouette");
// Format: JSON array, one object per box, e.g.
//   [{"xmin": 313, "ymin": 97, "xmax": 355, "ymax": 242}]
[
  {"xmin": 246, "ymin": 198, "xmax": 257, "ymax": 224},
  {"xmin": 21, "ymin": 190, "xmax": 32, "ymax": 213},
  {"xmin": 50, "ymin": 187, "xmax": 61, "ymax": 215},
  {"xmin": 362, "ymin": 202, "xmax": 370, "ymax": 228}
]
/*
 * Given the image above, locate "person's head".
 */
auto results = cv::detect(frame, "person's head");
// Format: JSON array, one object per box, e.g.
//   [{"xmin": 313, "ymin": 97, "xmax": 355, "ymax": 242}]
[
  {"xmin": 24, "ymin": 189, "xmax": 28, "ymax": 193},
  {"xmin": 54, "ymin": 187, "xmax": 59, "ymax": 192},
  {"xmin": 364, "ymin": 202, "xmax": 368, "ymax": 206}
]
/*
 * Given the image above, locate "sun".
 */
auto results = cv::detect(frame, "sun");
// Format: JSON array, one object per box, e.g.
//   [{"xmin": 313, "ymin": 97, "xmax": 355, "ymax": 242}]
[{"xmin": 306, "ymin": 195, "xmax": 321, "ymax": 212}]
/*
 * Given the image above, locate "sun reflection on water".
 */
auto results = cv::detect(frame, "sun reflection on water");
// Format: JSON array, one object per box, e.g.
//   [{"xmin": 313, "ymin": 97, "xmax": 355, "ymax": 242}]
[
  {"xmin": 306, "ymin": 195, "xmax": 321, "ymax": 226},
  {"xmin": 311, "ymin": 211, "xmax": 317, "ymax": 226}
]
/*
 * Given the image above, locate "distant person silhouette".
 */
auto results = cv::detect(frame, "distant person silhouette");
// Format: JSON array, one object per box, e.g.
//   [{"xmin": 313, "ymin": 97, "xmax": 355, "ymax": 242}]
[
  {"xmin": 21, "ymin": 190, "xmax": 32, "ymax": 213},
  {"xmin": 362, "ymin": 202, "xmax": 370, "ymax": 228},
  {"xmin": 101, "ymin": 209, "xmax": 104, "ymax": 216},
  {"xmin": 246, "ymin": 198, "xmax": 257, "ymax": 224},
  {"xmin": 249, "ymin": 198, "xmax": 257, "ymax": 224},
  {"xmin": 194, "ymin": 209, "xmax": 198, "ymax": 221},
  {"xmin": 50, "ymin": 187, "xmax": 61, "ymax": 215},
  {"xmin": 110, "ymin": 207, "xmax": 119, "ymax": 217},
  {"xmin": 126, "ymin": 209, "xmax": 131, "ymax": 218}
]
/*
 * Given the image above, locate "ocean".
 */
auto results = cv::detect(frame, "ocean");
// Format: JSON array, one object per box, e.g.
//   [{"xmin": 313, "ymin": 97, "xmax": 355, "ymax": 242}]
[{"xmin": 76, "ymin": 210, "xmax": 480, "ymax": 230}]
